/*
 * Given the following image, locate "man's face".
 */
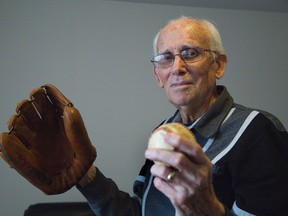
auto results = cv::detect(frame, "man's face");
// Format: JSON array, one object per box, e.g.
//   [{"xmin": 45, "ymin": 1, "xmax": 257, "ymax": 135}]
[{"xmin": 153, "ymin": 20, "xmax": 226, "ymax": 111}]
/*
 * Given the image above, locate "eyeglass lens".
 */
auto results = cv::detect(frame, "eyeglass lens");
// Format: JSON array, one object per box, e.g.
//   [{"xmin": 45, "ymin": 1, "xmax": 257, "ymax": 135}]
[{"xmin": 152, "ymin": 47, "xmax": 205, "ymax": 68}]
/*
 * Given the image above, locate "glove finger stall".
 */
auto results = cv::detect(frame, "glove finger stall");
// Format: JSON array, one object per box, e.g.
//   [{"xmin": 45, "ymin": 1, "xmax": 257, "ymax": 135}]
[
  {"xmin": 64, "ymin": 105, "xmax": 97, "ymax": 160},
  {"xmin": 7, "ymin": 114, "xmax": 36, "ymax": 149},
  {"xmin": 43, "ymin": 84, "xmax": 71, "ymax": 115},
  {"xmin": 29, "ymin": 87, "xmax": 62, "ymax": 126},
  {"xmin": 15, "ymin": 99, "xmax": 46, "ymax": 131}
]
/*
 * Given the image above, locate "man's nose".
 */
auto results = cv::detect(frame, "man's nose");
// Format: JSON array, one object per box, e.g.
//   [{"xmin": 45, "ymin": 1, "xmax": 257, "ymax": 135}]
[{"xmin": 171, "ymin": 55, "xmax": 187, "ymax": 75}]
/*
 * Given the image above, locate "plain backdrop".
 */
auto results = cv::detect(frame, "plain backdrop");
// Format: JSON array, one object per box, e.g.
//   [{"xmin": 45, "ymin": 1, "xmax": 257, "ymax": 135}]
[{"xmin": 0, "ymin": 0, "xmax": 287, "ymax": 215}]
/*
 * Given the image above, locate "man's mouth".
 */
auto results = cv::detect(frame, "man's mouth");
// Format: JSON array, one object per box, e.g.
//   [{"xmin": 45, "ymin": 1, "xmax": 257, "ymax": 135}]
[{"xmin": 171, "ymin": 81, "xmax": 193, "ymax": 88}]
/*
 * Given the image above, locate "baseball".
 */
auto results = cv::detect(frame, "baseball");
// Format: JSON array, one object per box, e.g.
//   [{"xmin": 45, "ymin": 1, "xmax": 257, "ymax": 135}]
[{"xmin": 147, "ymin": 122, "xmax": 196, "ymax": 165}]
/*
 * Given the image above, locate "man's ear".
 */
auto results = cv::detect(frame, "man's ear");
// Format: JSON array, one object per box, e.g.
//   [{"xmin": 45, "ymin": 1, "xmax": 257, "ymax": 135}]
[
  {"xmin": 215, "ymin": 53, "xmax": 227, "ymax": 80},
  {"xmin": 153, "ymin": 68, "xmax": 164, "ymax": 88}
]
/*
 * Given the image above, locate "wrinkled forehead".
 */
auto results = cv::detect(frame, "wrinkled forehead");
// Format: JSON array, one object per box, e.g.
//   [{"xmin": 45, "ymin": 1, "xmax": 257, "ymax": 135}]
[{"xmin": 157, "ymin": 19, "xmax": 210, "ymax": 52}]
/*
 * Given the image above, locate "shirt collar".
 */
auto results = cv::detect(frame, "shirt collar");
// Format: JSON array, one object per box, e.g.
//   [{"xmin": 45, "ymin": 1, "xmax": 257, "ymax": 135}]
[{"xmin": 169, "ymin": 86, "xmax": 234, "ymax": 138}]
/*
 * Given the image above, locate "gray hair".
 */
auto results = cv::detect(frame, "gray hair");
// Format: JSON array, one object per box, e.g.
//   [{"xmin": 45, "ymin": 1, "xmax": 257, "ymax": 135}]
[{"xmin": 152, "ymin": 16, "xmax": 225, "ymax": 56}]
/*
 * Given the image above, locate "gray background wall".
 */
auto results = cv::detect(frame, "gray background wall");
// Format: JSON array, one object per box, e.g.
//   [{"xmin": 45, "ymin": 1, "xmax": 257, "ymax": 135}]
[{"xmin": 0, "ymin": 0, "xmax": 287, "ymax": 215}]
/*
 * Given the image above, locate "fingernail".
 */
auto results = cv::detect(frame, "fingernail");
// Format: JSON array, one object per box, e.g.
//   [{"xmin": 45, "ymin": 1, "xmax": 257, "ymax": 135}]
[
  {"xmin": 165, "ymin": 133, "xmax": 179, "ymax": 144},
  {"xmin": 145, "ymin": 149, "xmax": 151, "ymax": 157}
]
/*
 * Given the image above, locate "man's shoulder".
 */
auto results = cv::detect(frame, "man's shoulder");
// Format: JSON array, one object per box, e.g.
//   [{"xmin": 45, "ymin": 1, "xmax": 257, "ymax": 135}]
[{"xmin": 233, "ymin": 103, "xmax": 286, "ymax": 132}]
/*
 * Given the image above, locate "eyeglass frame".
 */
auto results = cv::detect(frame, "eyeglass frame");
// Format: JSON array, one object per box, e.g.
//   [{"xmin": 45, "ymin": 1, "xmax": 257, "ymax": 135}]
[{"xmin": 150, "ymin": 47, "xmax": 218, "ymax": 68}]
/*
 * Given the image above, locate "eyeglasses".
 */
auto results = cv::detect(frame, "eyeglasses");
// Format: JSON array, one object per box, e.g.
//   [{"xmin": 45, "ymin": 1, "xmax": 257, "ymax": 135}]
[{"xmin": 151, "ymin": 47, "xmax": 217, "ymax": 68}]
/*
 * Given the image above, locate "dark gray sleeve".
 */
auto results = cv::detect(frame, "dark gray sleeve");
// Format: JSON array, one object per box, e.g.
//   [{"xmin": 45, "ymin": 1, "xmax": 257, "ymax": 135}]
[{"xmin": 77, "ymin": 167, "xmax": 141, "ymax": 216}]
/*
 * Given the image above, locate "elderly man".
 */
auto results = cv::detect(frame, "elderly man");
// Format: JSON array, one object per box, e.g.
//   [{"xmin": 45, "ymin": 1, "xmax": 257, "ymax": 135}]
[{"xmin": 77, "ymin": 17, "xmax": 288, "ymax": 216}]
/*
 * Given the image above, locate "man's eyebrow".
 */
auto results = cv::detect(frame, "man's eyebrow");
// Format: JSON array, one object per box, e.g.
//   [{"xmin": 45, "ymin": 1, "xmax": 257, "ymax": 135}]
[
  {"xmin": 157, "ymin": 49, "xmax": 172, "ymax": 55},
  {"xmin": 158, "ymin": 44, "xmax": 198, "ymax": 54},
  {"xmin": 181, "ymin": 44, "xmax": 198, "ymax": 49}
]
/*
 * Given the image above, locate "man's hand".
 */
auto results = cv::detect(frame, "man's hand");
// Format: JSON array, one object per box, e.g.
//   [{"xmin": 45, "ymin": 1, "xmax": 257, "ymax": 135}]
[{"xmin": 145, "ymin": 133, "xmax": 225, "ymax": 216}]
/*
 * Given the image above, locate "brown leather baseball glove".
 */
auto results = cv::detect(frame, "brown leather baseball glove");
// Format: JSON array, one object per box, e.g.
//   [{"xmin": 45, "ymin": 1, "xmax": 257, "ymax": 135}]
[{"xmin": 0, "ymin": 84, "xmax": 96, "ymax": 194}]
